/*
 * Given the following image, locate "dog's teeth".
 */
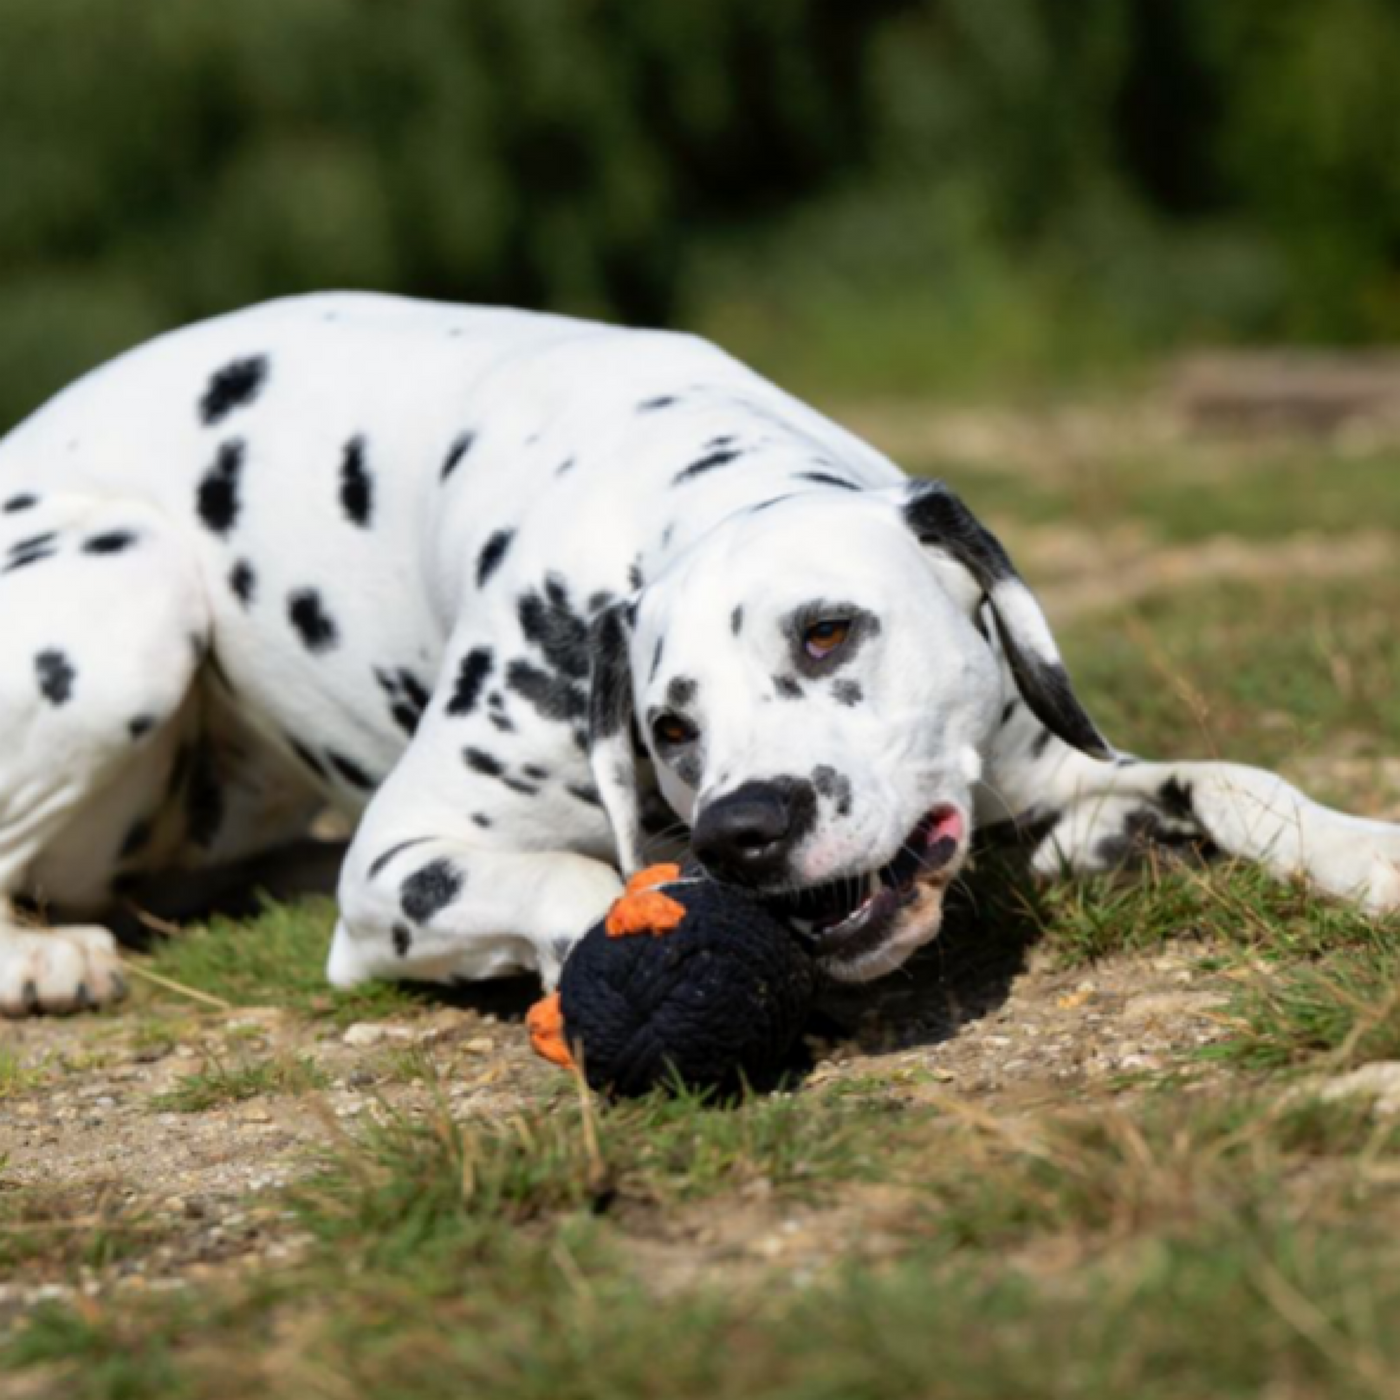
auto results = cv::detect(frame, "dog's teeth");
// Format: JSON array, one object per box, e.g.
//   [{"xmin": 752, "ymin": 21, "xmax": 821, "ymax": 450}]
[
  {"xmin": 867, "ymin": 871, "xmax": 882, "ymax": 898},
  {"xmin": 789, "ymin": 916, "xmax": 815, "ymax": 937}
]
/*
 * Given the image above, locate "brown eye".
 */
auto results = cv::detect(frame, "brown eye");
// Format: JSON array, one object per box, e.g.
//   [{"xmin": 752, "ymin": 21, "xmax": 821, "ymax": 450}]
[
  {"xmin": 804, "ymin": 618, "xmax": 851, "ymax": 660},
  {"xmin": 652, "ymin": 713, "xmax": 697, "ymax": 747}
]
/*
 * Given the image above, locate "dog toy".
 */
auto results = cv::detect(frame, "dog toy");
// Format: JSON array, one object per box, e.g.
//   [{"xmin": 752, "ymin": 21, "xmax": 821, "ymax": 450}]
[{"xmin": 527, "ymin": 863, "xmax": 816, "ymax": 1097}]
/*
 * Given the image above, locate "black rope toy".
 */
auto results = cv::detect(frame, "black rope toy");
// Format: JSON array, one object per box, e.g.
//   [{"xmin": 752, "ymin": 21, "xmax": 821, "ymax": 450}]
[{"xmin": 527, "ymin": 863, "xmax": 816, "ymax": 1096}]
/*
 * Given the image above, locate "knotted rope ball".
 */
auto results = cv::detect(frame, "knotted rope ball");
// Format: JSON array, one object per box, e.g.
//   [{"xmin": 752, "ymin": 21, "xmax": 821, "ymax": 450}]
[{"xmin": 528, "ymin": 864, "xmax": 816, "ymax": 1097}]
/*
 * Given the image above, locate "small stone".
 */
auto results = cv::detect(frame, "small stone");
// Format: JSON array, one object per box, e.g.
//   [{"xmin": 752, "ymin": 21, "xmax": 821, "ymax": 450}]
[{"xmin": 342, "ymin": 1022, "xmax": 388, "ymax": 1048}]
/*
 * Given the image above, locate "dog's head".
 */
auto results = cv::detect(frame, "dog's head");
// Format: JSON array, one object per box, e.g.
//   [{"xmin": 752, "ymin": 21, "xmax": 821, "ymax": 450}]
[{"xmin": 588, "ymin": 481, "xmax": 1109, "ymax": 981}]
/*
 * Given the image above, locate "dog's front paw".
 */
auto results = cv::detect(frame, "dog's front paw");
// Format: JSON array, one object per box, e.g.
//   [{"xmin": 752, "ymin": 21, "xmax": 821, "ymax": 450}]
[{"xmin": 0, "ymin": 926, "xmax": 129, "ymax": 1016}]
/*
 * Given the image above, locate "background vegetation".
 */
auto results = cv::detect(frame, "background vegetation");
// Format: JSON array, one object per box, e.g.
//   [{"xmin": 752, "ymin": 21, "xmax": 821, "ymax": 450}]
[{"xmin": 1, "ymin": 0, "xmax": 1398, "ymax": 423}]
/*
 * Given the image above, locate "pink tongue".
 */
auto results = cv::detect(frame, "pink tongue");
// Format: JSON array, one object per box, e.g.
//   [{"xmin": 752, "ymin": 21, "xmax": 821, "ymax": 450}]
[
  {"xmin": 922, "ymin": 805, "xmax": 965, "ymax": 869},
  {"xmin": 926, "ymin": 805, "xmax": 965, "ymax": 847}
]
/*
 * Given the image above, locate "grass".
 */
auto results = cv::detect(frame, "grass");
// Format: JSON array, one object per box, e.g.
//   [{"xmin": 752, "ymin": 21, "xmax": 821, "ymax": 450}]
[
  {"xmin": 0, "ymin": 1183, "xmax": 168, "ymax": 1276},
  {"xmin": 0, "ymin": 1047, "xmax": 46, "ymax": 1099},
  {"xmin": 910, "ymin": 443, "xmax": 1400, "ymax": 551},
  {"xmin": 135, "ymin": 897, "xmax": 421, "ymax": 1024},
  {"xmin": 151, "ymin": 1052, "xmax": 330, "ymax": 1114},
  {"xmin": 9, "ymin": 1089, "xmax": 1400, "ymax": 1400},
  {"xmin": 1059, "ymin": 572, "xmax": 1400, "ymax": 769}
]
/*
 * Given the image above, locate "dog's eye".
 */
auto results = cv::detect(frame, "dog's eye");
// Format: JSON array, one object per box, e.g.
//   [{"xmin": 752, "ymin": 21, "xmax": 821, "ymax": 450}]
[
  {"xmin": 803, "ymin": 618, "xmax": 851, "ymax": 660},
  {"xmin": 652, "ymin": 713, "xmax": 697, "ymax": 748}
]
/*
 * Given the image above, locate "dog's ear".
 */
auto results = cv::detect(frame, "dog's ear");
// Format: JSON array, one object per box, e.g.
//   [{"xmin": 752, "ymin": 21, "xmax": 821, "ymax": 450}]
[
  {"xmin": 901, "ymin": 479, "xmax": 1113, "ymax": 760},
  {"xmin": 587, "ymin": 599, "xmax": 645, "ymax": 873}
]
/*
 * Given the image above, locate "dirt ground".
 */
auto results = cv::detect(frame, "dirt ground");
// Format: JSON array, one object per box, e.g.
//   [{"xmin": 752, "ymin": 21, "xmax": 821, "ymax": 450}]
[{"xmin": 0, "ymin": 927, "xmax": 1237, "ymax": 1317}]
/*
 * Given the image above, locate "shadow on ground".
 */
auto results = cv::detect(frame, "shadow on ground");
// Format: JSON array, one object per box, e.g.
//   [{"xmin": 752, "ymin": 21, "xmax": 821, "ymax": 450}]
[{"xmin": 812, "ymin": 851, "xmax": 1047, "ymax": 1053}]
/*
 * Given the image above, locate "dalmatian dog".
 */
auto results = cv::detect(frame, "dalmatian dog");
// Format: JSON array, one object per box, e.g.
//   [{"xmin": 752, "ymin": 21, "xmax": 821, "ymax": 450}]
[{"xmin": 1, "ymin": 292, "xmax": 1397, "ymax": 1016}]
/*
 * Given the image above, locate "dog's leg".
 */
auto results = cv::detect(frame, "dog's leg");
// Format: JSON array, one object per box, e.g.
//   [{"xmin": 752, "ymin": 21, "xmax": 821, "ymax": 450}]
[
  {"xmin": 982, "ymin": 709, "xmax": 1400, "ymax": 911},
  {"xmin": 330, "ymin": 839, "xmax": 623, "ymax": 991},
  {"xmin": 327, "ymin": 634, "xmax": 625, "ymax": 991},
  {"xmin": 0, "ymin": 495, "xmax": 209, "ymax": 1014}
]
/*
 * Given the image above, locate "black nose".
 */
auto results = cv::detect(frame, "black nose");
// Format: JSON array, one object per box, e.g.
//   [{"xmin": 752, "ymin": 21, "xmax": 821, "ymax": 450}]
[{"xmin": 692, "ymin": 780, "xmax": 803, "ymax": 886}]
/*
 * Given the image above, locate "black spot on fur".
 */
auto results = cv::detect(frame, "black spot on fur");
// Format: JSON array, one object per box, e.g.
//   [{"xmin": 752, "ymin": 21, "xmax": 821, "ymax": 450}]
[
  {"xmin": 476, "ymin": 529, "xmax": 514, "ymax": 588},
  {"xmin": 1094, "ymin": 805, "xmax": 1215, "ymax": 870},
  {"xmin": 673, "ymin": 447, "xmax": 743, "ymax": 485},
  {"xmin": 10, "ymin": 532, "xmax": 56, "ymax": 556},
  {"xmin": 1001, "ymin": 699, "xmax": 1019, "ymax": 726},
  {"xmin": 811, "ymin": 764, "xmax": 853, "ymax": 818},
  {"xmin": 128, "ymin": 715, "xmax": 155, "ymax": 740},
  {"xmin": 392, "ymin": 923, "xmax": 413, "ymax": 957},
  {"xmin": 666, "ymin": 676, "xmax": 697, "ymax": 710},
  {"xmin": 506, "ymin": 659, "xmax": 587, "ymax": 725},
  {"xmin": 339, "ymin": 436, "xmax": 374, "ymax": 527},
  {"xmin": 488, "ymin": 711, "xmax": 515, "ymax": 734},
  {"xmin": 82, "ymin": 530, "xmax": 137, "ymax": 555},
  {"xmin": 196, "ymin": 439, "xmax": 246, "ymax": 536},
  {"xmin": 229, "ymin": 559, "xmax": 256, "ymax": 606},
  {"xmin": 402, "ymin": 672, "xmax": 431, "ymax": 712},
  {"xmin": 588, "ymin": 605, "xmax": 634, "ymax": 745},
  {"xmin": 555, "ymin": 456, "xmax": 577, "ymax": 477},
  {"xmin": 399, "ymin": 859, "xmax": 464, "ymax": 924},
  {"xmin": 4, "ymin": 531, "xmax": 58, "ymax": 573},
  {"xmin": 518, "ymin": 575, "xmax": 591, "ymax": 679},
  {"xmin": 1158, "ymin": 778, "xmax": 1196, "ymax": 821},
  {"xmin": 288, "ymin": 737, "xmax": 328, "ymax": 779},
  {"xmin": 2, "ymin": 493, "xmax": 37, "ymax": 513},
  {"xmin": 3, "ymin": 551, "xmax": 53, "ymax": 574},
  {"xmin": 1030, "ymin": 729, "xmax": 1054, "ymax": 760},
  {"xmin": 446, "ymin": 648, "xmax": 493, "ymax": 717},
  {"xmin": 638, "ymin": 395, "xmax": 678, "ymax": 412},
  {"xmin": 795, "ymin": 471, "xmax": 861, "ymax": 491},
  {"xmin": 502, "ymin": 776, "xmax": 540, "ymax": 796},
  {"xmin": 471, "ymin": 812, "xmax": 493, "ymax": 829},
  {"xmin": 375, "ymin": 667, "xmax": 430, "ymax": 737},
  {"xmin": 774, "ymin": 674, "xmax": 803, "ymax": 700},
  {"xmin": 35, "ymin": 649, "xmax": 75, "ymax": 705},
  {"xmin": 368, "ymin": 838, "xmax": 432, "ymax": 879},
  {"xmin": 832, "ymin": 679, "xmax": 864, "ymax": 707},
  {"xmin": 463, "ymin": 747, "xmax": 505, "ymax": 778},
  {"xmin": 567, "ymin": 783, "xmax": 602, "ymax": 808},
  {"xmin": 650, "ymin": 637, "xmax": 665, "ymax": 682},
  {"xmin": 628, "ymin": 558, "xmax": 645, "ymax": 591},
  {"xmin": 441, "ymin": 431, "xmax": 476, "ymax": 481},
  {"xmin": 521, "ymin": 763, "xmax": 550, "ymax": 782},
  {"xmin": 327, "ymin": 750, "xmax": 374, "ymax": 790},
  {"xmin": 199, "ymin": 356, "xmax": 268, "ymax": 426},
  {"xmin": 389, "ymin": 702, "xmax": 420, "ymax": 737},
  {"xmin": 730, "ymin": 606, "xmax": 744, "ymax": 636},
  {"xmin": 287, "ymin": 589, "xmax": 339, "ymax": 653}
]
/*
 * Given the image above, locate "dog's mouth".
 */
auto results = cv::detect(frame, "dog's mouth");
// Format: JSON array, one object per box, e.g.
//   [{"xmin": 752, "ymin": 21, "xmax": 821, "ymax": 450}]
[{"xmin": 765, "ymin": 805, "xmax": 966, "ymax": 975}]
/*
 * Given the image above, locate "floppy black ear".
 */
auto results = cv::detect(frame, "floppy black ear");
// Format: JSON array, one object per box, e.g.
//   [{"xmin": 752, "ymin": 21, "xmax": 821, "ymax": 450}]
[
  {"xmin": 902, "ymin": 479, "xmax": 1113, "ymax": 760},
  {"xmin": 587, "ymin": 600, "xmax": 645, "ymax": 872}
]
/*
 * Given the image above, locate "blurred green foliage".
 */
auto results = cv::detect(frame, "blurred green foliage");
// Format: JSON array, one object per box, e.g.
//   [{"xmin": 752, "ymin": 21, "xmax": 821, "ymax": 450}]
[{"xmin": 0, "ymin": 0, "xmax": 1397, "ymax": 419}]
